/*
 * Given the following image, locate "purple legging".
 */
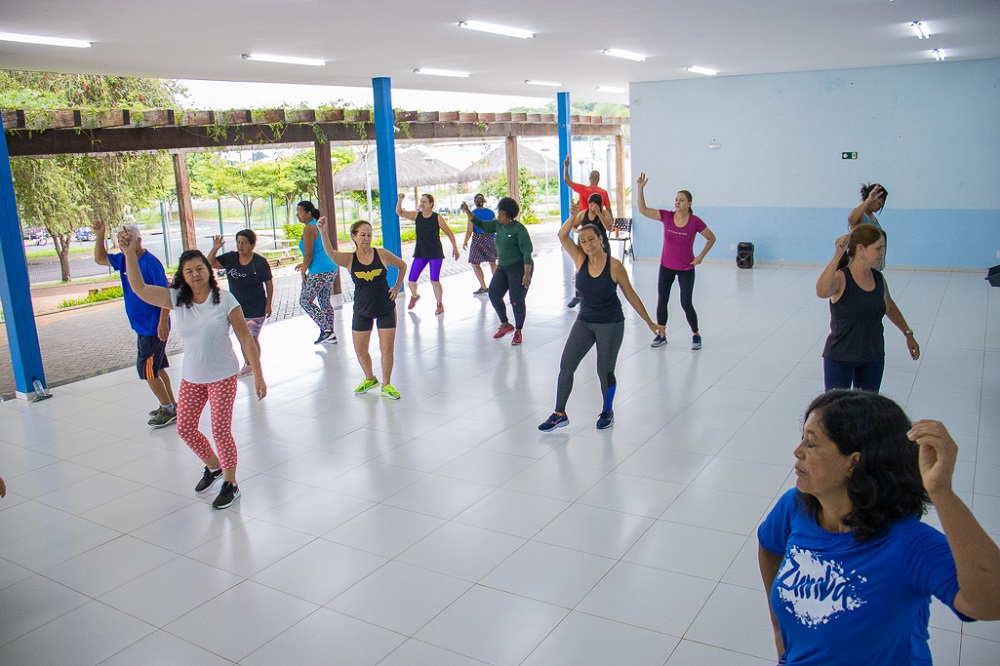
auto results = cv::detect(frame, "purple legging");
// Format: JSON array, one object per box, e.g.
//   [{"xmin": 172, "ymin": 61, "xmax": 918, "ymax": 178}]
[{"xmin": 408, "ymin": 257, "xmax": 443, "ymax": 282}]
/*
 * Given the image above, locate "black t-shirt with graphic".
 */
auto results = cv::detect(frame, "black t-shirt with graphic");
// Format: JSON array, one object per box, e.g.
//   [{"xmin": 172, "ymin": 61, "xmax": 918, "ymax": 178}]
[{"xmin": 216, "ymin": 252, "xmax": 272, "ymax": 318}]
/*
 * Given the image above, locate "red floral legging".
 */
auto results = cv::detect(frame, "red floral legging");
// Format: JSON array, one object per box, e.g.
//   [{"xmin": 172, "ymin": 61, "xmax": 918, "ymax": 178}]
[{"xmin": 176, "ymin": 376, "xmax": 239, "ymax": 469}]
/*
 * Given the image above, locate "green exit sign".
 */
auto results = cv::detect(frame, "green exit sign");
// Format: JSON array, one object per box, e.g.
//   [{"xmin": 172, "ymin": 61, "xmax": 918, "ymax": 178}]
[{"xmin": 842, "ymin": 152, "xmax": 858, "ymax": 160}]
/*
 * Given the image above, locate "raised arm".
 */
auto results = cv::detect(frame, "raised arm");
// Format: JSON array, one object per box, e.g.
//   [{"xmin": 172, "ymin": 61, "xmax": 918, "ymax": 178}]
[
  {"xmin": 848, "ymin": 185, "xmax": 881, "ymax": 230},
  {"xmin": 557, "ymin": 215, "xmax": 586, "ymax": 267},
  {"xmin": 207, "ymin": 235, "xmax": 225, "ymax": 269},
  {"xmin": 599, "ymin": 206, "xmax": 615, "ymax": 232},
  {"xmin": 692, "ymin": 226, "xmax": 717, "ymax": 265},
  {"xmin": 562, "ymin": 155, "xmax": 578, "ymax": 189},
  {"xmin": 635, "ymin": 173, "xmax": 661, "ymax": 221},
  {"xmin": 438, "ymin": 214, "xmax": 460, "ymax": 260},
  {"xmin": 375, "ymin": 247, "xmax": 407, "ymax": 301},
  {"xmin": 460, "ymin": 202, "xmax": 497, "ymax": 234},
  {"xmin": 315, "ymin": 216, "xmax": 357, "ymax": 268},
  {"xmin": 909, "ymin": 420, "xmax": 1000, "ymax": 620},
  {"xmin": 816, "ymin": 235, "xmax": 849, "ymax": 299},
  {"xmin": 396, "ymin": 193, "xmax": 418, "ymax": 221},
  {"xmin": 118, "ymin": 230, "xmax": 173, "ymax": 310},
  {"xmin": 611, "ymin": 259, "xmax": 663, "ymax": 337},
  {"xmin": 758, "ymin": 545, "xmax": 786, "ymax": 659},
  {"xmin": 93, "ymin": 219, "xmax": 111, "ymax": 266},
  {"xmin": 883, "ymin": 280, "xmax": 919, "ymax": 360}
]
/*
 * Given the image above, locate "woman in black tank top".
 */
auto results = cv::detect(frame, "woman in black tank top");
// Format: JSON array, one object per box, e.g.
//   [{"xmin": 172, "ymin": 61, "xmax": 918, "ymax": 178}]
[
  {"xmin": 567, "ymin": 194, "xmax": 615, "ymax": 308},
  {"xmin": 537, "ymin": 218, "xmax": 664, "ymax": 433},
  {"xmin": 396, "ymin": 193, "xmax": 460, "ymax": 315},
  {"xmin": 816, "ymin": 226, "xmax": 919, "ymax": 392},
  {"xmin": 317, "ymin": 218, "xmax": 408, "ymax": 399}
]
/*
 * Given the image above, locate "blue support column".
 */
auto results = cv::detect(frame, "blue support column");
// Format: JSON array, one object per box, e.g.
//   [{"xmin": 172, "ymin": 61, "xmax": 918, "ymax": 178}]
[
  {"xmin": 557, "ymin": 93, "xmax": 572, "ymax": 222},
  {"xmin": 0, "ymin": 115, "xmax": 46, "ymax": 399},
  {"xmin": 372, "ymin": 77, "xmax": 401, "ymax": 286}
]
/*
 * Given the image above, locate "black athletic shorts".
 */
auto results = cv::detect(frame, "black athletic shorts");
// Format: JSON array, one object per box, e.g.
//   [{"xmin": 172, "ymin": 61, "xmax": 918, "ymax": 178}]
[
  {"xmin": 136, "ymin": 334, "xmax": 168, "ymax": 379},
  {"xmin": 352, "ymin": 310, "xmax": 396, "ymax": 332}
]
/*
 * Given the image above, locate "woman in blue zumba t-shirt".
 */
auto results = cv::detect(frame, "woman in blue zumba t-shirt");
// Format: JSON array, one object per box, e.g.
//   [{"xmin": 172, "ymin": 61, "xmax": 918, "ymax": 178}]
[{"xmin": 758, "ymin": 390, "xmax": 1000, "ymax": 665}]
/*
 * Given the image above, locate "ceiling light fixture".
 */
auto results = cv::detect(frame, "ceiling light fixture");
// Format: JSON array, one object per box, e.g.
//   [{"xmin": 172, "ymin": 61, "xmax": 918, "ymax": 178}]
[
  {"xmin": 524, "ymin": 80, "xmax": 562, "ymax": 87},
  {"xmin": 242, "ymin": 53, "xmax": 325, "ymax": 67},
  {"xmin": 595, "ymin": 86, "xmax": 625, "ymax": 93},
  {"xmin": 414, "ymin": 68, "xmax": 469, "ymax": 78},
  {"xmin": 686, "ymin": 66, "xmax": 718, "ymax": 76},
  {"xmin": 458, "ymin": 21, "xmax": 534, "ymax": 39},
  {"xmin": 931, "ymin": 49, "xmax": 945, "ymax": 61},
  {"xmin": 909, "ymin": 21, "xmax": 930, "ymax": 39},
  {"xmin": 602, "ymin": 48, "xmax": 646, "ymax": 62},
  {"xmin": 0, "ymin": 31, "xmax": 91, "ymax": 48}
]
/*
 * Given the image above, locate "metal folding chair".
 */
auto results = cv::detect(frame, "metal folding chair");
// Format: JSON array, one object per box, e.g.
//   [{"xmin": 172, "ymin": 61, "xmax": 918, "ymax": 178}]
[{"xmin": 609, "ymin": 217, "xmax": 633, "ymax": 260}]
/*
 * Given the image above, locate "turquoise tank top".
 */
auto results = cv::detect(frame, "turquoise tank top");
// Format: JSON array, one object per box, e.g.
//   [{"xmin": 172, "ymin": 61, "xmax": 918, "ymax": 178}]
[{"xmin": 298, "ymin": 220, "xmax": 338, "ymax": 274}]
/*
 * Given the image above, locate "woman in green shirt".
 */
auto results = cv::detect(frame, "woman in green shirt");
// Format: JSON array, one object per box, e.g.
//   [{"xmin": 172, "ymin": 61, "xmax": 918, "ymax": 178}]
[{"xmin": 460, "ymin": 197, "xmax": 533, "ymax": 346}]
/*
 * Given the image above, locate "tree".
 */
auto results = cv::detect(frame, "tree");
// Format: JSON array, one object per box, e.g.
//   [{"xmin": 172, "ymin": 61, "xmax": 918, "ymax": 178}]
[
  {"xmin": 2, "ymin": 71, "xmax": 181, "ymax": 281},
  {"xmin": 482, "ymin": 167, "xmax": 540, "ymax": 223},
  {"xmin": 279, "ymin": 148, "xmax": 356, "ymax": 224},
  {"xmin": 209, "ymin": 158, "xmax": 292, "ymax": 228}
]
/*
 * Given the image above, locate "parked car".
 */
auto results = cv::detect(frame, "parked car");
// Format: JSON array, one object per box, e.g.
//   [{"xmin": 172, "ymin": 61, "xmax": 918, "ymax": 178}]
[
  {"xmin": 75, "ymin": 226, "xmax": 97, "ymax": 242},
  {"xmin": 21, "ymin": 225, "xmax": 42, "ymax": 240}
]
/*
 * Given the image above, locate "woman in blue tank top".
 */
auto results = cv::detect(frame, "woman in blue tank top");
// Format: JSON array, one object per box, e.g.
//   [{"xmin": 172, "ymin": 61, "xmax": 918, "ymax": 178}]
[
  {"xmin": 816, "ymin": 225, "xmax": 919, "ymax": 392},
  {"xmin": 294, "ymin": 201, "xmax": 340, "ymax": 344},
  {"xmin": 538, "ymin": 217, "xmax": 663, "ymax": 433}
]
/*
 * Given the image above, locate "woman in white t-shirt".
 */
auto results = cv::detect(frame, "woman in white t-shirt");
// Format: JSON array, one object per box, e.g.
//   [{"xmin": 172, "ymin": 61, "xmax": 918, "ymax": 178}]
[{"xmin": 120, "ymin": 231, "xmax": 266, "ymax": 509}]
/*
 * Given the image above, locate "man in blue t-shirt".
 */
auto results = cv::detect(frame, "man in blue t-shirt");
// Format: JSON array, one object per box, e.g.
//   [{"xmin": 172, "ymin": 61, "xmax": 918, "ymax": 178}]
[
  {"xmin": 94, "ymin": 220, "xmax": 177, "ymax": 427},
  {"xmin": 462, "ymin": 193, "xmax": 498, "ymax": 295}
]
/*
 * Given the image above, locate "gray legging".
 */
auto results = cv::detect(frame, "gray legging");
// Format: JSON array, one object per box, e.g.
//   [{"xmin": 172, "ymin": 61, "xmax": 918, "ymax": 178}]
[{"xmin": 555, "ymin": 319, "xmax": 625, "ymax": 413}]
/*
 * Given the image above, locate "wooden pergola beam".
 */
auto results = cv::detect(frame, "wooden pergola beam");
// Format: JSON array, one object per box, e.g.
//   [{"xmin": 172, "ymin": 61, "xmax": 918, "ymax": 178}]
[{"xmin": 5, "ymin": 121, "xmax": 623, "ymax": 157}]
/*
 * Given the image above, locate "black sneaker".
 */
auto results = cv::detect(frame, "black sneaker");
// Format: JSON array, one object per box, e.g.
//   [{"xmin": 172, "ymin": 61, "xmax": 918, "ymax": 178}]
[
  {"xmin": 321, "ymin": 333, "xmax": 338, "ymax": 345},
  {"xmin": 212, "ymin": 481, "xmax": 241, "ymax": 509},
  {"xmin": 566, "ymin": 297, "xmax": 580, "ymax": 308},
  {"xmin": 596, "ymin": 410, "xmax": 615, "ymax": 430},
  {"xmin": 473, "ymin": 287, "xmax": 489, "ymax": 295},
  {"xmin": 538, "ymin": 412, "xmax": 570, "ymax": 432},
  {"xmin": 195, "ymin": 466, "xmax": 223, "ymax": 493},
  {"xmin": 314, "ymin": 330, "xmax": 331, "ymax": 345},
  {"xmin": 650, "ymin": 335, "xmax": 667, "ymax": 348},
  {"xmin": 148, "ymin": 407, "xmax": 177, "ymax": 428}
]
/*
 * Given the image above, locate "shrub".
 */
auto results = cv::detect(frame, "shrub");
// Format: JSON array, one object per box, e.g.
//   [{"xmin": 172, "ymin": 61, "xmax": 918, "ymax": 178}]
[{"xmin": 58, "ymin": 286, "xmax": 124, "ymax": 309}]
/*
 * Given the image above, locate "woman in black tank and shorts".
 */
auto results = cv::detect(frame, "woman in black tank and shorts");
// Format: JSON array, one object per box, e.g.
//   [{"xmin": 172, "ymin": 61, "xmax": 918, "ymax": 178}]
[
  {"xmin": 317, "ymin": 218, "xmax": 408, "ymax": 400},
  {"xmin": 538, "ymin": 218, "xmax": 664, "ymax": 432},
  {"xmin": 816, "ymin": 225, "xmax": 919, "ymax": 392}
]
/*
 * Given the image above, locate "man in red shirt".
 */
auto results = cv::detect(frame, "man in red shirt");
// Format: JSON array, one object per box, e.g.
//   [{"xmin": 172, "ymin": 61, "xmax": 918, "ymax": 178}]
[{"xmin": 563, "ymin": 156, "xmax": 612, "ymax": 308}]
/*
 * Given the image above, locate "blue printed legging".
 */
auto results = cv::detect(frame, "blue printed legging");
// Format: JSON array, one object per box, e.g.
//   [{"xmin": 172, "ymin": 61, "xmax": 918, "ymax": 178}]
[{"xmin": 300, "ymin": 271, "xmax": 337, "ymax": 331}]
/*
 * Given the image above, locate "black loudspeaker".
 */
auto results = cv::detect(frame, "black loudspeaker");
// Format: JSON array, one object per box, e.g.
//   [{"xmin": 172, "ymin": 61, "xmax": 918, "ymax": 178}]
[{"xmin": 737, "ymin": 242, "xmax": 754, "ymax": 269}]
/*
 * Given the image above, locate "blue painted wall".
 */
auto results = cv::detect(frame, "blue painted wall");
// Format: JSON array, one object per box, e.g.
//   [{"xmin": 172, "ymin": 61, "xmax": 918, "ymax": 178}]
[{"xmin": 630, "ymin": 59, "xmax": 1000, "ymax": 268}]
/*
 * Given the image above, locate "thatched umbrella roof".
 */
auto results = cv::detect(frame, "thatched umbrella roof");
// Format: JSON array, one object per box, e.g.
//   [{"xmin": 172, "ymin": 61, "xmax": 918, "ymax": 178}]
[
  {"xmin": 457, "ymin": 145, "xmax": 559, "ymax": 182},
  {"xmin": 333, "ymin": 148, "xmax": 462, "ymax": 190}
]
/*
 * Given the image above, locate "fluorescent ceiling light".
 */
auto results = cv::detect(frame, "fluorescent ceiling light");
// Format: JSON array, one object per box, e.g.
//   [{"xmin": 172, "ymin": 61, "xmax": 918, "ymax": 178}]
[
  {"xmin": 595, "ymin": 86, "xmax": 625, "ymax": 93},
  {"xmin": 909, "ymin": 21, "xmax": 930, "ymax": 39},
  {"xmin": 686, "ymin": 66, "xmax": 718, "ymax": 76},
  {"xmin": 0, "ymin": 31, "xmax": 91, "ymax": 48},
  {"xmin": 931, "ymin": 49, "xmax": 945, "ymax": 61},
  {"xmin": 602, "ymin": 48, "xmax": 646, "ymax": 62},
  {"xmin": 524, "ymin": 80, "xmax": 562, "ymax": 87},
  {"xmin": 459, "ymin": 21, "xmax": 534, "ymax": 39},
  {"xmin": 414, "ymin": 68, "xmax": 469, "ymax": 78},
  {"xmin": 243, "ymin": 53, "xmax": 325, "ymax": 67}
]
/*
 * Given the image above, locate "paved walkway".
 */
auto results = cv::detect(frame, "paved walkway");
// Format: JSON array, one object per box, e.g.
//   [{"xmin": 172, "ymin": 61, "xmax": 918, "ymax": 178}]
[{"xmin": 1, "ymin": 224, "xmax": 565, "ymax": 398}]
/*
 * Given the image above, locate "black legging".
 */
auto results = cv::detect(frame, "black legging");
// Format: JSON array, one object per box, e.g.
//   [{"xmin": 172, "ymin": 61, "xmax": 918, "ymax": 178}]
[
  {"xmin": 556, "ymin": 319, "xmax": 625, "ymax": 413},
  {"xmin": 657, "ymin": 265, "xmax": 698, "ymax": 332},
  {"xmin": 490, "ymin": 262, "xmax": 528, "ymax": 330}
]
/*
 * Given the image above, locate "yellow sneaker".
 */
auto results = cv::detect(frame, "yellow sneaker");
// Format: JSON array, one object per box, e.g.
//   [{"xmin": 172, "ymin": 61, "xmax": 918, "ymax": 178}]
[{"xmin": 380, "ymin": 383, "xmax": 401, "ymax": 400}]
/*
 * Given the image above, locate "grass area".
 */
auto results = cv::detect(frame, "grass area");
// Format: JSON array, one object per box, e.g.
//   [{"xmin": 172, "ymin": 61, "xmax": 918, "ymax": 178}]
[
  {"xmin": 58, "ymin": 286, "xmax": 124, "ymax": 309},
  {"xmin": 25, "ymin": 246, "xmax": 94, "ymax": 259}
]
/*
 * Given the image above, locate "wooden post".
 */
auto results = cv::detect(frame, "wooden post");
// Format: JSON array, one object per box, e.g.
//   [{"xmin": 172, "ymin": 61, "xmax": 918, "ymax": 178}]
[
  {"xmin": 413, "ymin": 186, "xmax": 418, "ymax": 206},
  {"xmin": 314, "ymin": 139, "xmax": 342, "ymax": 294},
  {"xmin": 615, "ymin": 133, "xmax": 625, "ymax": 218},
  {"xmin": 504, "ymin": 135, "xmax": 520, "ymax": 204},
  {"xmin": 172, "ymin": 152, "xmax": 197, "ymax": 251}
]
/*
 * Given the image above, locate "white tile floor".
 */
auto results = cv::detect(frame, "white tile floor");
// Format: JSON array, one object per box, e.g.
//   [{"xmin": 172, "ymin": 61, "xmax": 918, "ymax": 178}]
[{"xmin": 1, "ymin": 246, "xmax": 998, "ymax": 665}]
